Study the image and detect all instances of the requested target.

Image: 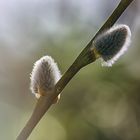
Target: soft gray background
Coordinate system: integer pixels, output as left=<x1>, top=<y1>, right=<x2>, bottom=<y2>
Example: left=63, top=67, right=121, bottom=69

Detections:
left=0, top=0, right=140, bottom=139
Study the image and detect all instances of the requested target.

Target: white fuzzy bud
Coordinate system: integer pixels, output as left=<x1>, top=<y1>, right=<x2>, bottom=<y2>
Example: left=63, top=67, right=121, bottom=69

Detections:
left=30, top=55, right=61, bottom=101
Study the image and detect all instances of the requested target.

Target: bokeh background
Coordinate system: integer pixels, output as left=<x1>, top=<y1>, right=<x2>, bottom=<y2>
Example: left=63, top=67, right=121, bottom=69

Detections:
left=0, top=0, right=140, bottom=139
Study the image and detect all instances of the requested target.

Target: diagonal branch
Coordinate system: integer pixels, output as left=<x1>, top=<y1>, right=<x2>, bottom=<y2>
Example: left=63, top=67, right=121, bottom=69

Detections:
left=17, top=0, right=134, bottom=139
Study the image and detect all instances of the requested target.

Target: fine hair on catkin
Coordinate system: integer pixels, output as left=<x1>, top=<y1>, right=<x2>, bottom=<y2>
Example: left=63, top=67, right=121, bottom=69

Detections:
left=93, top=24, right=131, bottom=66
left=30, top=55, right=61, bottom=99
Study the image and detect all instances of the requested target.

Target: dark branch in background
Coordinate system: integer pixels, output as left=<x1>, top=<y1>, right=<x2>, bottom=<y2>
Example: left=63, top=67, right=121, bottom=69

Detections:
left=17, top=0, right=134, bottom=139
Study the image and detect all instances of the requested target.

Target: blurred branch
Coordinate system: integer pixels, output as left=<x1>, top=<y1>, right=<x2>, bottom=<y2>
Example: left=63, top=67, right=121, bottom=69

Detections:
left=17, top=0, right=134, bottom=139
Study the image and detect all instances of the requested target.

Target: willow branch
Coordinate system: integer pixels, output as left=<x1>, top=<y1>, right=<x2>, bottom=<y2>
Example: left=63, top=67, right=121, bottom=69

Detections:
left=17, top=0, right=134, bottom=139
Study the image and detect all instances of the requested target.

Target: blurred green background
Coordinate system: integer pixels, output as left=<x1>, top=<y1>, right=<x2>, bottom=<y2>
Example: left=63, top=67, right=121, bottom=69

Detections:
left=0, top=0, right=140, bottom=140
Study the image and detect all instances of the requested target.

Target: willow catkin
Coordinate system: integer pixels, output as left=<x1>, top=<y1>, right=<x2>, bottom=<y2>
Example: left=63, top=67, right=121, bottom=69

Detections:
left=30, top=56, right=61, bottom=101
left=93, top=24, right=131, bottom=66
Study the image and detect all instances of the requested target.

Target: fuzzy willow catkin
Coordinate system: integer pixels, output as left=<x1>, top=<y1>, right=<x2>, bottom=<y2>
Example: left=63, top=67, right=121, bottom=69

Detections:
left=30, top=55, right=61, bottom=101
left=93, top=24, right=131, bottom=66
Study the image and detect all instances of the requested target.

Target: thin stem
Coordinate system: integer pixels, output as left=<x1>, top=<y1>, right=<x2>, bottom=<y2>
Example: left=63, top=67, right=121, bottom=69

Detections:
left=17, top=45, right=97, bottom=140
left=16, top=96, right=51, bottom=140
left=94, top=0, right=134, bottom=38
left=17, top=0, right=134, bottom=139
left=17, top=61, right=82, bottom=140
left=80, top=0, right=134, bottom=56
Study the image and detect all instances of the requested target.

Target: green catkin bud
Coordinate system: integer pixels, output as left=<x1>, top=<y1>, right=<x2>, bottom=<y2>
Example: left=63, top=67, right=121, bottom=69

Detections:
left=30, top=56, right=61, bottom=101
left=93, top=24, right=131, bottom=66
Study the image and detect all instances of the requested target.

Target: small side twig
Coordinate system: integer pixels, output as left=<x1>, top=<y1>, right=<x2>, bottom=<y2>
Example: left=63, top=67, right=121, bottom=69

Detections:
left=17, top=0, right=134, bottom=139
